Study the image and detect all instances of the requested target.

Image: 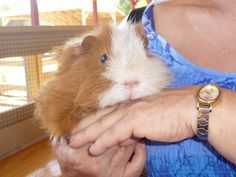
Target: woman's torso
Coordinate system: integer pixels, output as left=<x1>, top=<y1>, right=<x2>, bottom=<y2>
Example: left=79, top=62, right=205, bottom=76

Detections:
left=142, top=1, right=236, bottom=176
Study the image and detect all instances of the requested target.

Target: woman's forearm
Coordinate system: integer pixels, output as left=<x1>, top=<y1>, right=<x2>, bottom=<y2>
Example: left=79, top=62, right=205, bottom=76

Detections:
left=206, top=88, right=236, bottom=164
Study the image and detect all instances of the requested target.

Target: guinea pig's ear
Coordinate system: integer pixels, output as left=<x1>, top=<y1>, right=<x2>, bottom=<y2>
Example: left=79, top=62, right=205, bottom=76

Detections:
left=135, top=23, right=148, bottom=48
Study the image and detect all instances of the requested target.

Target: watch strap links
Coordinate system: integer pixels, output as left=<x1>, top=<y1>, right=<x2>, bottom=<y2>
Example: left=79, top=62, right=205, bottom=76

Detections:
left=196, top=103, right=211, bottom=140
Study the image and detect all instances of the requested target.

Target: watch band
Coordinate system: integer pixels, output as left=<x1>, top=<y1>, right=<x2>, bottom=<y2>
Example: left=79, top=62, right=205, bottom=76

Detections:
left=196, top=84, right=221, bottom=140
left=196, top=102, right=212, bottom=140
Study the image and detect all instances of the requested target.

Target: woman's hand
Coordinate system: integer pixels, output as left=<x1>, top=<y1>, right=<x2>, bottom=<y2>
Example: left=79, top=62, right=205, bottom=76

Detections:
left=69, top=86, right=199, bottom=156
left=53, top=107, right=146, bottom=177
left=54, top=142, right=146, bottom=177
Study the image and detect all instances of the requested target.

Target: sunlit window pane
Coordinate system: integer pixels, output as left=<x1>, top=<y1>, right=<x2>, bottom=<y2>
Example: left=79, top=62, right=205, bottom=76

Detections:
left=0, top=0, right=31, bottom=26
left=0, top=57, right=27, bottom=112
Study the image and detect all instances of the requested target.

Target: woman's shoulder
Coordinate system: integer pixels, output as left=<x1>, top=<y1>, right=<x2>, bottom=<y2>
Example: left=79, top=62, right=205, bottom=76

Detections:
left=152, top=1, right=209, bottom=50
left=152, top=1, right=236, bottom=73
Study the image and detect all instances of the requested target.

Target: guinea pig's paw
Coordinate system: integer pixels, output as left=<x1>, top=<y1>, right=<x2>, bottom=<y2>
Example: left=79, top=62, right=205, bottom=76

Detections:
left=53, top=138, right=77, bottom=156
left=50, top=134, right=69, bottom=146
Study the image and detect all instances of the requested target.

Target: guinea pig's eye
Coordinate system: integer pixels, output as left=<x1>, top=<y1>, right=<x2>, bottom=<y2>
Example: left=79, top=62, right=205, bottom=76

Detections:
left=100, top=54, right=109, bottom=64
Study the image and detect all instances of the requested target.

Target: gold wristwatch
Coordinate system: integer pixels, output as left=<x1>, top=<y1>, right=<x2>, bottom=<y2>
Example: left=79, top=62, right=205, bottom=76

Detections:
left=196, top=84, right=221, bottom=140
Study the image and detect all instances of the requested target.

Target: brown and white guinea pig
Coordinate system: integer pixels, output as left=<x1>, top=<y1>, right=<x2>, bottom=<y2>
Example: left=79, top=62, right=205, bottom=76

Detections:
left=34, top=23, right=171, bottom=139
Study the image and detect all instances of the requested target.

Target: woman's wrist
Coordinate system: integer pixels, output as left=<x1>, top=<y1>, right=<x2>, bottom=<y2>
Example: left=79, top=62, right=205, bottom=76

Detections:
left=194, top=84, right=222, bottom=140
left=181, top=86, right=199, bottom=138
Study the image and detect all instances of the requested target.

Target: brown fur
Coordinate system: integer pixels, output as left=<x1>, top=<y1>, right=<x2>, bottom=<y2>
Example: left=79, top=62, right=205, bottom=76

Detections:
left=35, top=25, right=113, bottom=137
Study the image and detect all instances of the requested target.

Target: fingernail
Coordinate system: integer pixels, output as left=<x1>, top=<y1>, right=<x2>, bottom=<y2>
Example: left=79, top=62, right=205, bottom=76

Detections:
left=89, top=144, right=96, bottom=154
left=67, top=136, right=79, bottom=147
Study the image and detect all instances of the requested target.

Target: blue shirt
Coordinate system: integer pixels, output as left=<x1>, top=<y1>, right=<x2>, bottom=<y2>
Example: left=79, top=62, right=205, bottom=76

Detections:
left=142, top=2, right=236, bottom=177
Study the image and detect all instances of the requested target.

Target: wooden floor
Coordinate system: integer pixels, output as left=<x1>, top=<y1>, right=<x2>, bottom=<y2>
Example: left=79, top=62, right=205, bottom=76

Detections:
left=0, top=139, right=55, bottom=177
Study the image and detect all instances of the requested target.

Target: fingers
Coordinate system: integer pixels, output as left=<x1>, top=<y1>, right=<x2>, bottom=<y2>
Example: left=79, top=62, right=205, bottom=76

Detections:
left=71, top=106, right=117, bottom=134
left=69, top=107, right=126, bottom=148
left=88, top=120, right=144, bottom=156
left=123, top=142, right=146, bottom=177
left=120, top=137, right=139, bottom=147
left=110, top=144, right=136, bottom=176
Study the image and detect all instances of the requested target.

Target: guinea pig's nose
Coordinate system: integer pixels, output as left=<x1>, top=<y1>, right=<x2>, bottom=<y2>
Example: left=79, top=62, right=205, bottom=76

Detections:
left=123, top=81, right=139, bottom=89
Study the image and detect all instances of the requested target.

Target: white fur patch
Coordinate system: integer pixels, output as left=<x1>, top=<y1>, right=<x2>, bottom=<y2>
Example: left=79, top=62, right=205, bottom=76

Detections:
left=99, top=24, right=171, bottom=108
left=65, top=37, right=83, bottom=47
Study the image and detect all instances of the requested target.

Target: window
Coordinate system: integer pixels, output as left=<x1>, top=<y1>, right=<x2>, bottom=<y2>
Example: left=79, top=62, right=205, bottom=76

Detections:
left=0, top=57, right=27, bottom=112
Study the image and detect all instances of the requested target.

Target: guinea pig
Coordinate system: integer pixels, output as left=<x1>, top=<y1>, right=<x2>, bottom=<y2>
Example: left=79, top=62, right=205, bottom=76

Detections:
left=34, top=23, right=171, bottom=139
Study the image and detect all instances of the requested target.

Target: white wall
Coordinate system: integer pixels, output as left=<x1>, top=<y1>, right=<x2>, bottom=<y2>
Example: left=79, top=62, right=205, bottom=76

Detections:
left=0, top=118, right=47, bottom=159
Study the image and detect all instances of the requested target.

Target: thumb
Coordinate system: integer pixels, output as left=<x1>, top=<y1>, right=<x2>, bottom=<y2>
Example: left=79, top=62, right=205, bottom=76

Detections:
left=123, top=141, right=146, bottom=177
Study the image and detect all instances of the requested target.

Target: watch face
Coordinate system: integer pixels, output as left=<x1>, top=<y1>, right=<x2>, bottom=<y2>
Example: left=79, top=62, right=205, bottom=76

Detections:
left=199, top=84, right=220, bottom=102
